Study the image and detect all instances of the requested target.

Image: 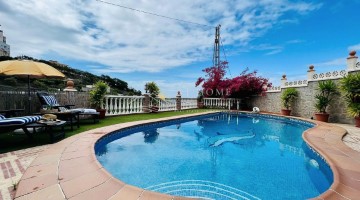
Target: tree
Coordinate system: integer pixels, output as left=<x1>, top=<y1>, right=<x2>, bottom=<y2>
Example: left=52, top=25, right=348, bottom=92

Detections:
left=3, top=77, right=17, bottom=86
left=196, top=61, right=271, bottom=99
left=196, top=61, right=229, bottom=97
left=227, top=68, right=271, bottom=98
left=89, top=81, right=109, bottom=109
left=145, top=82, right=160, bottom=99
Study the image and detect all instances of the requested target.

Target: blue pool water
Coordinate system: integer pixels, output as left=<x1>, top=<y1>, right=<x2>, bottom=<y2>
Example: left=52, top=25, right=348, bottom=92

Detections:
left=95, top=113, right=333, bottom=200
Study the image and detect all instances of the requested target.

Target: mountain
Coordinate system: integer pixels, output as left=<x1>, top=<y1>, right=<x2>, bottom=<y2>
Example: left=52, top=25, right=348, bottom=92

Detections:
left=0, top=56, right=142, bottom=95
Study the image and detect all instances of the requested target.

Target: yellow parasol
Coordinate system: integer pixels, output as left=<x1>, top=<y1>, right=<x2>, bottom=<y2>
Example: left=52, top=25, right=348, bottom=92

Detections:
left=0, top=60, right=65, bottom=113
left=0, top=60, right=65, bottom=78
left=158, top=93, right=166, bottom=101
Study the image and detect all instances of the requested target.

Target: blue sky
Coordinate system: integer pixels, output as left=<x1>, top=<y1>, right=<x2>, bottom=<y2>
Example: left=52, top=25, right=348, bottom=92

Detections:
left=1, top=0, right=360, bottom=97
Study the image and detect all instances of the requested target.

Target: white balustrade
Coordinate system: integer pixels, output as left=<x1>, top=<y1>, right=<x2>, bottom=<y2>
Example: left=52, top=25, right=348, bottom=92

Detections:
left=104, top=95, right=145, bottom=116
left=160, top=98, right=177, bottom=111
left=266, top=86, right=281, bottom=93
left=312, top=70, right=347, bottom=81
left=284, top=80, right=308, bottom=88
left=150, top=98, right=177, bottom=111
left=181, top=98, right=198, bottom=109
left=203, top=98, right=239, bottom=109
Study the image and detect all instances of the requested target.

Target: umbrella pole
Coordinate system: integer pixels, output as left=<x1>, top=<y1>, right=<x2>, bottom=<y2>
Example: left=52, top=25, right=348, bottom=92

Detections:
left=28, top=75, right=31, bottom=114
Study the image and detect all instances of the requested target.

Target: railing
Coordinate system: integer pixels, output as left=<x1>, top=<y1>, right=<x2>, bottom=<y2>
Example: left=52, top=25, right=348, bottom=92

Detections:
left=267, top=86, right=281, bottom=93
left=268, top=69, right=349, bottom=93
left=311, top=70, right=347, bottom=81
left=181, top=98, right=197, bottom=109
left=284, top=80, right=308, bottom=88
left=156, top=98, right=177, bottom=111
left=104, top=95, right=144, bottom=116
left=203, top=98, right=240, bottom=109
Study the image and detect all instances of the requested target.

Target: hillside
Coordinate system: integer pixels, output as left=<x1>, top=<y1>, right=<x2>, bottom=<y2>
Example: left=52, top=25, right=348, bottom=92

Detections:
left=0, top=56, right=141, bottom=95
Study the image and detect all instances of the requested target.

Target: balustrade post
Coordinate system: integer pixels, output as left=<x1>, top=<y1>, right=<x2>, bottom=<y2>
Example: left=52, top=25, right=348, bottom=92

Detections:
left=347, top=50, right=358, bottom=72
left=104, top=96, right=108, bottom=110
left=114, top=98, right=119, bottom=115
left=281, top=75, right=287, bottom=88
left=307, top=65, right=315, bottom=82
left=139, top=98, right=143, bottom=112
left=143, top=94, right=151, bottom=113
left=176, top=91, right=182, bottom=111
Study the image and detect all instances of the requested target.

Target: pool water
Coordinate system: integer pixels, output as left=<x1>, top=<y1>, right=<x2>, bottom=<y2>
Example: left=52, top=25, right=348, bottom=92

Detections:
left=96, top=113, right=333, bottom=200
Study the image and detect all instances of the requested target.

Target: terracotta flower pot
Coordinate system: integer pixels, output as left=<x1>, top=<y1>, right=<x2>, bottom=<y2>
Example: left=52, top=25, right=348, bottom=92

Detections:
left=315, top=113, right=330, bottom=122
left=96, top=108, right=106, bottom=119
left=355, top=117, right=360, bottom=127
left=197, top=102, right=204, bottom=109
left=151, top=106, right=159, bottom=113
left=281, top=109, right=291, bottom=116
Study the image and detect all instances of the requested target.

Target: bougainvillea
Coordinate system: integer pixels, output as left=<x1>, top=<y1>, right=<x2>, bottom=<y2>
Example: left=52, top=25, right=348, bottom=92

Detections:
left=196, top=61, right=271, bottom=98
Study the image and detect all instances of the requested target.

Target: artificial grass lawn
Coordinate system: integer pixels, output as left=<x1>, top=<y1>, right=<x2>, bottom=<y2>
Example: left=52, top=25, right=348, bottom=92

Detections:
left=0, top=109, right=217, bottom=153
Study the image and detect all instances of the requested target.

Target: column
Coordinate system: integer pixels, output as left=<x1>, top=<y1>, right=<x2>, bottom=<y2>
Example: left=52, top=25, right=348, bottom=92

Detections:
left=307, top=65, right=315, bottom=82
left=347, top=50, right=358, bottom=72
left=176, top=91, right=181, bottom=111
left=143, top=94, right=150, bottom=113
left=281, top=75, right=287, bottom=88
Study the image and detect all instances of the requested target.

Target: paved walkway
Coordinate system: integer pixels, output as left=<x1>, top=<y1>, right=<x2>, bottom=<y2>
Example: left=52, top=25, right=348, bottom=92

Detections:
left=0, top=145, right=49, bottom=200
left=335, top=124, right=360, bottom=152
left=0, top=122, right=359, bottom=200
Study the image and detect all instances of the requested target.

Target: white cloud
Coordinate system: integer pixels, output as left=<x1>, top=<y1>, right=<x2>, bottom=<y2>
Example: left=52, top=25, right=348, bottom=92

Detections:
left=312, top=58, right=346, bottom=67
left=348, top=43, right=360, bottom=51
left=0, top=0, right=321, bottom=73
left=265, top=48, right=283, bottom=55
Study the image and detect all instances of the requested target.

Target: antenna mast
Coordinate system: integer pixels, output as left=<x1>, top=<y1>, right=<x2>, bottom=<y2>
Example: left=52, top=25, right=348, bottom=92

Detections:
left=213, top=25, right=221, bottom=67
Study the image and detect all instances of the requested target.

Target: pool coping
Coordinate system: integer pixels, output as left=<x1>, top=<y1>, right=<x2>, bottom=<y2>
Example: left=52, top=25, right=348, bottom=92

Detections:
left=13, top=111, right=360, bottom=200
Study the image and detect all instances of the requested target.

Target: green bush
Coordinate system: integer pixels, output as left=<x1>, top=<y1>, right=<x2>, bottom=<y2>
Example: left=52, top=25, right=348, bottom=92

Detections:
left=197, top=91, right=204, bottom=102
left=145, top=82, right=160, bottom=105
left=281, top=88, right=298, bottom=110
left=90, top=81, right=109, bottom=109
left=314, top=80, right=338, bottom=113
left=340, top=73, right=360, bottom=117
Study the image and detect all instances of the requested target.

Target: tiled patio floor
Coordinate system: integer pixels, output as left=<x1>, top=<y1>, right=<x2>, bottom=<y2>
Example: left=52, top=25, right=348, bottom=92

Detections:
left=1, top=115, right=359, bottom=200
left=335, top=124, right=360, bottom=152
left=0, top=145, right=49, bottom=200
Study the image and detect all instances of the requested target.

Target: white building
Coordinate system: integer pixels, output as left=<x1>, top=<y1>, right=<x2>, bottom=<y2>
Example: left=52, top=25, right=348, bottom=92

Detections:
left=82, top=85, right=111, bottom=93
left=0, top=29, right=10, bottom=56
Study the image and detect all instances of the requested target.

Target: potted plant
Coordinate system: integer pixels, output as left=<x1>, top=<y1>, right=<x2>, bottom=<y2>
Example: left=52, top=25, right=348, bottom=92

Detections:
left=197, top=91, right=204, bottom=108
left=340, top=73, right=360, bottom=127
left=280, top=88, right=298, bottom=116
left=144, top=82, right=160, bottom=113
left=314, top=80, right=338, bottom=122
left=90, top=81, right=109, bottom=119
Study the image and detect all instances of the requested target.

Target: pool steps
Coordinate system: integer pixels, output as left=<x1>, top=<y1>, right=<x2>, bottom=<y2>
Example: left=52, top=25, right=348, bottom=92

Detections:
left=145, top=180, right=260, bottom=200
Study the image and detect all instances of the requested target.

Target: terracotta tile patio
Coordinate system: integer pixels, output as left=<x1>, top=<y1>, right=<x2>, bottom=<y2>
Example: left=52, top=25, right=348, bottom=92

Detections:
left=1, top=111, right=360, bottom=200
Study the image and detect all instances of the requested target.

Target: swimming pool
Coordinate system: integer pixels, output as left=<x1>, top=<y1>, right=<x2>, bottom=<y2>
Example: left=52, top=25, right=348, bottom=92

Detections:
left=95, top=113, right=333, bottom=200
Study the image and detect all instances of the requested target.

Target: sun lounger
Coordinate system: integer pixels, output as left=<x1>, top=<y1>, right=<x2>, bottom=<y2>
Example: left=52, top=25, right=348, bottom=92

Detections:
left=0, top=114, right=42, bottom=137
left=37, top=92, right=99, bottom=124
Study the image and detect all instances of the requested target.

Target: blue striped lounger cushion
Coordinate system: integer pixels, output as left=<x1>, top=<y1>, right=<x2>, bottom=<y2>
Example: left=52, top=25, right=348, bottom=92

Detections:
left=0, top=116, right=42, bottom=127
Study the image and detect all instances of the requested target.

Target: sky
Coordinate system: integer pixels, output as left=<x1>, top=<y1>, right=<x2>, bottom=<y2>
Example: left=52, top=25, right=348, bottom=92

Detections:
left=1, top=0, right=360, bottom=97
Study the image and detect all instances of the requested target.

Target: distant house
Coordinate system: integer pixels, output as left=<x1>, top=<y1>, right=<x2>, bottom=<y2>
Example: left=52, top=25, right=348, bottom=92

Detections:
left=0, top=29, right=10, bottom=56
left=82, top=85, right=111, bottom=93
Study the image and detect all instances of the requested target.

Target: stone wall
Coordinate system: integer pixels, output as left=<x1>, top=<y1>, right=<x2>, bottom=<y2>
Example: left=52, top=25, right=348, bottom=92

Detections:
left=250, top=50, right=360, bottom=124
left=251, top=78, right=353, bottom=124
